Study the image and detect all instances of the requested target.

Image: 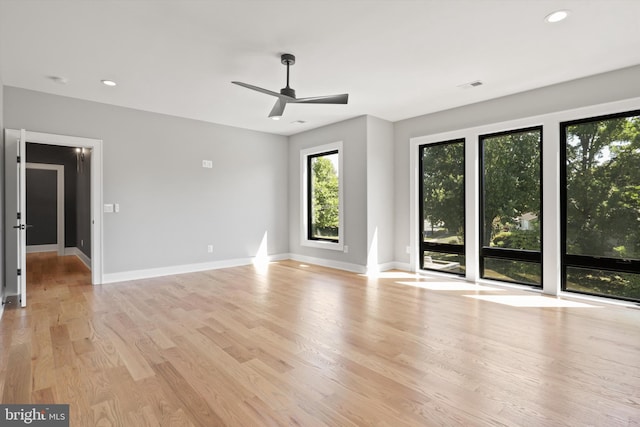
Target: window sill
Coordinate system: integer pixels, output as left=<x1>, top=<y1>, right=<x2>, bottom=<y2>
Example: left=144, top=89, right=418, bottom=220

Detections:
left=301, top=239, right=344, bottom=251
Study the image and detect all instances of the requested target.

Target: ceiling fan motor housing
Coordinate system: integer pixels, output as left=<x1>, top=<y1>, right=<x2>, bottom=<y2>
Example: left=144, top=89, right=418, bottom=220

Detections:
left=281, top=53, right=295, bottom=65
left=280, top=87, right=296, bottom=98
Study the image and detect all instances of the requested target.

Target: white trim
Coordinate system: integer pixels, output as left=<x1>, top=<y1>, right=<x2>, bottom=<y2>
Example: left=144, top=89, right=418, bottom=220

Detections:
left=300, top=141, right=345, bottom=251
left=27, top=244, right=58, bottom=253
left=390, top=261, right=412, bottom=272
left=376, top=261, right=401, bottom=272
left=103, top=253, right=290, bottom=284
left=288, top=253, right=365, bottom=274
left=26, top=162, right=65, bottom=256
left=409, top=95, right=640, bottom=297
left=65, top=247, right=91, bottom=269
left=8, top=129, right=103, bottom=285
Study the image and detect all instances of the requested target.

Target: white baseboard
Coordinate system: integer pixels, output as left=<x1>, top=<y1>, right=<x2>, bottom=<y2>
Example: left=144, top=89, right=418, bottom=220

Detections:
left=27, top=244, right=58, bottom=253
left=103, top=253, right=290, bottom=284
left=64, top=247, right=92, bottom=269
left=390, top=261, right=411, bottom=271
left=364, top=261, right=412, bottom=276
left=287, top=253, right=366, bottom=273
left=99, top=252, right=406, bottom=285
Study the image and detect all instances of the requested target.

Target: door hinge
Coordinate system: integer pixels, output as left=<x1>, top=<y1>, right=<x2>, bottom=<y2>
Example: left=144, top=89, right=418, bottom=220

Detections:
left=17, top=156, right=21, bottom=163
left=17, top=212, right=21, bottom=220
left=17, top=269, right=22, bottom=276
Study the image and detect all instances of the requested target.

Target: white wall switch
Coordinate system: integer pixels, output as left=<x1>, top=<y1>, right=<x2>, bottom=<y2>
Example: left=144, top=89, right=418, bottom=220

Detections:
left=207, top=245, right=213, bottom=253
left=115, top=203, right=120, bottom=213
left=104, top=204, right=114, bottom=213
left=202, top=160, right=213, bottom=168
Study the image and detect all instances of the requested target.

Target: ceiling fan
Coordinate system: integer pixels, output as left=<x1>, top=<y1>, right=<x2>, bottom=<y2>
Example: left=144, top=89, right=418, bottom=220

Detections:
left=232, top=53, right=349, bottom=120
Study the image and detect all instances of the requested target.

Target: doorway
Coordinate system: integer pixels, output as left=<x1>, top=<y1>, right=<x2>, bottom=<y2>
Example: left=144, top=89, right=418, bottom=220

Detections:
left=4, top=129, right=103, bottom=307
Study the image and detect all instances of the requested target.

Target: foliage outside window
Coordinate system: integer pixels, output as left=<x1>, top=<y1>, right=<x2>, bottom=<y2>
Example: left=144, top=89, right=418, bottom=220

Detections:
left=308, top=151, right=339, bottom=242
left=301, top=142, right=343, bottom=250
left=419, top=139, right=465, bottom=275
left=563, top=111, right=640, bottom=301
left=480, top=127, right=542, bottom=286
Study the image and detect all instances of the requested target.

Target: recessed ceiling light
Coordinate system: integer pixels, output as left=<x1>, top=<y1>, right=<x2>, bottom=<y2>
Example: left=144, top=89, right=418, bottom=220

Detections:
left=545, top=10, right=569, bottom=23
left=291, top=120, right=307, bottom=125
left=101, top=79, right=117, bottom=87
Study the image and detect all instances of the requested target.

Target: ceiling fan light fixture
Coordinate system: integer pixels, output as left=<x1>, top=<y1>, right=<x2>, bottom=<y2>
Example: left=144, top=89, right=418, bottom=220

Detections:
left=545, top=10, right=569, bottom=23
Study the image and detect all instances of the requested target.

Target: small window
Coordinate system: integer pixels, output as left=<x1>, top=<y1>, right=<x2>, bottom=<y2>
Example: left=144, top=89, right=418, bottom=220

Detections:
left=301, top=142, right=344, bottom=250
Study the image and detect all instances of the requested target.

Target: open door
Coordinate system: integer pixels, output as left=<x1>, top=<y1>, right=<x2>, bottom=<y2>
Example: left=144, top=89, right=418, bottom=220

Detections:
left=16, top=129, right=27, bottom=307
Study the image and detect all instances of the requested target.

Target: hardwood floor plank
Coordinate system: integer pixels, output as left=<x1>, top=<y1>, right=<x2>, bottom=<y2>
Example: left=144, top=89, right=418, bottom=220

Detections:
left=2, top=342, right=32, bottom=403
left=152, top=360, right=226, bottom=427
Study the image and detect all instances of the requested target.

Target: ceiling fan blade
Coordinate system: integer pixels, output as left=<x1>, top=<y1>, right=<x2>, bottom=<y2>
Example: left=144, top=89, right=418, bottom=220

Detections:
left=295, top=93, right=349, bottom=104
left=268, top=98, right=287, bottom=118
left=232, top=81, right=282, bottom=98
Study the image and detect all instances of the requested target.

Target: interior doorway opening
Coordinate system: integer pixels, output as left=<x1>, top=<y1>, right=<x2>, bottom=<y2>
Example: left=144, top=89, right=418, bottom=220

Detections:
left=4, top=129, right=103, bottom=308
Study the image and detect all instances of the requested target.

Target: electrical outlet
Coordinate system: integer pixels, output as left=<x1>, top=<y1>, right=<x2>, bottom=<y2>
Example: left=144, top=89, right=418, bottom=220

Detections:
left=202, top=160, right=213, bottom=168
left=207, top=245, right=213, bottom=253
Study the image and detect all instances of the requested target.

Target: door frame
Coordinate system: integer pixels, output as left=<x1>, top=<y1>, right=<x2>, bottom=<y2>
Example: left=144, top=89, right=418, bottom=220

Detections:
left=26, top=163, right=65, bottom=256
left=5, top=129, right=104, bottom=289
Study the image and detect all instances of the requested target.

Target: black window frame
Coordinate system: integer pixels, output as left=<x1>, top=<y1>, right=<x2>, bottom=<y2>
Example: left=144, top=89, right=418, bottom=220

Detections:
left=307, top=149, right=340, bottom=243
left=479, top=126, right=543, bottom=287
left=560, top=109, right=640, bottom=303
left=418, top=138, right=466, bottom=276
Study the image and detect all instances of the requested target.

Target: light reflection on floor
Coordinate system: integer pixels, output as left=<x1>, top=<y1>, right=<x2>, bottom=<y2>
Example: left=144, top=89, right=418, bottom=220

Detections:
left=395, top=281, right=504, bottom=291
left=464, top=294, right=600, bottom=308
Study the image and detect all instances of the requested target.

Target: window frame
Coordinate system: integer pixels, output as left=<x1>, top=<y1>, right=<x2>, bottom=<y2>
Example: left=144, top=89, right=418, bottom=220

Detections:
left=478, top=125, right=544, bottom=287
left=418, top=138, right=466, bottom=276
left=300, top=141, right=344, bottom=251
left=560, top=109, right=640, bottom=302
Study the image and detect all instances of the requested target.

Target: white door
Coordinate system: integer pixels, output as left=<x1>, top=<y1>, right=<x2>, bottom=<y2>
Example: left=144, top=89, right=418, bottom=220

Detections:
left=16, top=129, right=27, bottom=307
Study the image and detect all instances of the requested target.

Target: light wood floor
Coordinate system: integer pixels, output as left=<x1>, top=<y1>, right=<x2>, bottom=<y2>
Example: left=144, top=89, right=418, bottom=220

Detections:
left=1, top=252, right=639, bottom=426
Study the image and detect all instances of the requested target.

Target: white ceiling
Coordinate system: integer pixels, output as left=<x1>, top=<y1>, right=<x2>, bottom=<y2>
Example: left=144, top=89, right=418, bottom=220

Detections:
left=1, top=0, right=639, bottom=136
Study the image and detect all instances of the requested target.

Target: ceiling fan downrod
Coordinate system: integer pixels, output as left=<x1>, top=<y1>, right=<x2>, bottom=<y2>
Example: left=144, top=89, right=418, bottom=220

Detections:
left=280, top=53, right=296, bottom=98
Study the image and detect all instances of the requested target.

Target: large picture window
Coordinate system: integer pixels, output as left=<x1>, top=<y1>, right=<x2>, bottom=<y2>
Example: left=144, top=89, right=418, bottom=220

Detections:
left=562, top=110, right=640, bottom=302
left=479, top=127, right=542, bottom=286
left=419, top=139, right=465, bottom=275
left=301, top=142, right=344, bottom=250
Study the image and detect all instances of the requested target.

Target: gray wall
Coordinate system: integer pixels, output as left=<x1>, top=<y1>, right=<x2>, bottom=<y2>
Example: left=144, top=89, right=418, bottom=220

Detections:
left=289, top=116, right=368, bottom=268
left=4, top=87, right=289, bottom=287
left=393, top=64, right=640, bottom=265
left=366, top=116, right=394, bottom=268
left=26, top=168, right=57, bottom=245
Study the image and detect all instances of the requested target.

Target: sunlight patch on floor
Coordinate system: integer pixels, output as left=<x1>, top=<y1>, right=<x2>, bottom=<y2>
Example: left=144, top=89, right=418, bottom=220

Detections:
left=396, top=281, right=504, bottom=291
left=464, top=294, right=600, bottom=308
